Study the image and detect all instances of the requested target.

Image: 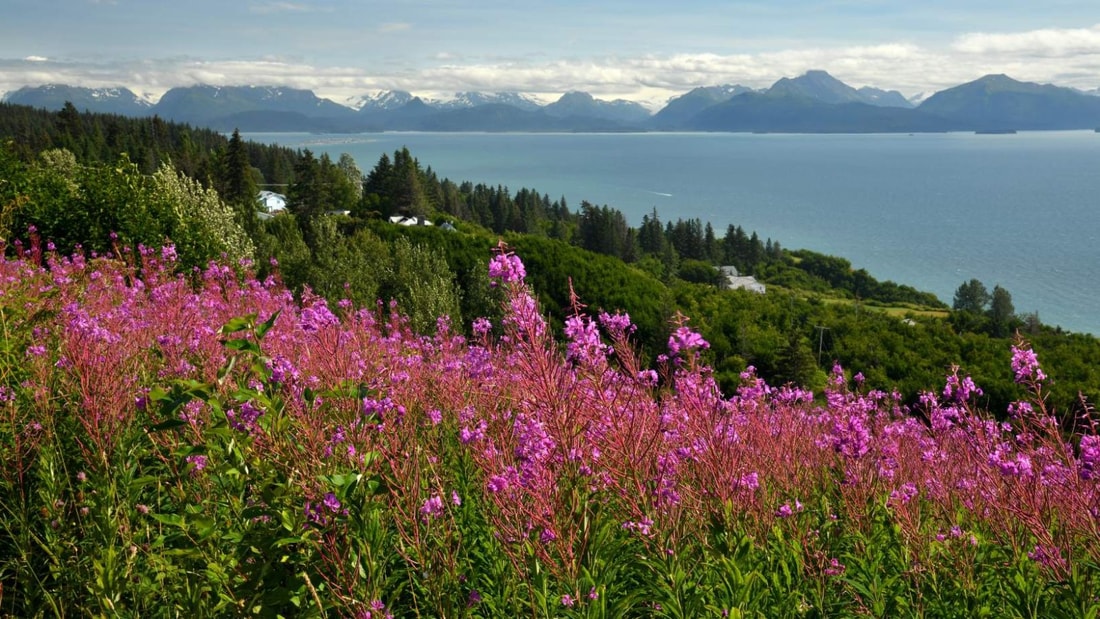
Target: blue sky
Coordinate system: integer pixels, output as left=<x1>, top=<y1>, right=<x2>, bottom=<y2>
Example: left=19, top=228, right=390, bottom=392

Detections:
left=2, top=0, right=1100, bottom=107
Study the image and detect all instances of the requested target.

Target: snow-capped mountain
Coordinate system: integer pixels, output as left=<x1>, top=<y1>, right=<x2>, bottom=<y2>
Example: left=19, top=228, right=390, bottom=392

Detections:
left=908, top=92, right=930, bottom=106
left=347, top=90, right=420, bottom=112
left=4, top=84, right=153, bottom=116
left=349, top=90, right=546, bottom=112
left=856, top=86, right=914, bottom=108
left=434, top=92, right=545, bottom=111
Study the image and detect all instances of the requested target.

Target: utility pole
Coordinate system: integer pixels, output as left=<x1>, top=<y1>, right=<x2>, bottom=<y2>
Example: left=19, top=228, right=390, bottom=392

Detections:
left=814, top=327, right=827, bottom=365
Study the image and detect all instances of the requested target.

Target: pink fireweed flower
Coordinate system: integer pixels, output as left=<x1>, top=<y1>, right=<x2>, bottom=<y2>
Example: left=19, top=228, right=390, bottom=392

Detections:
left=486, top=474, right=510, bottom=494
left=889, top=483, right=919, bottom=506
left=179, top=400, right=205, bottom=425
left=1011, top=344, right=1046, bottom=384
left=824, top=558, right=846, bottom=576
left=1028, top=545, right=1066, bottom=571
left=472, top=317, right=492, bottom=338
left=300, top=300, right=339, bottom=333
left=266, top=355, right=299, bottom=385
left=825, top=413, right=871, bottom=459
left=505, top=291, right=546, bottom=339
left=459, top=419, right=487, bottom=444
left=735, top=471, right=760, bottom=492
left=943, top=371, right=982, bottom=403
left=226, top=401, right=263, bottom=433
left=560, top=594, right=575, bottom=608
left=488, top=251, right=526, bottom=284
left=1007, top=400, right=1034, bottom=419
left=623, top=516, right=654, bottom=536
left=598, top=310, right=635, bottom=336
left=1077, top=435, right=1100, bottom=480
left=185, top=454, right=208, bottom=476
left=564, top=314, right=607, bottom=365
left=667, top=326, right=709, bottom=356
left=420, top=494, right=444, bottom=520
left=513, top=414, right=555, bottom=470
left=363, top=396, right=404, bottom=424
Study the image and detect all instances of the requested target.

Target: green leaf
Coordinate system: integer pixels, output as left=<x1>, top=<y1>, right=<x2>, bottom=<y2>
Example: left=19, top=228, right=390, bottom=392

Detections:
left=129, top=475, right=159, bottom=490
left=223, top=337, right=261, bottom=356
left=151, top=513, right=185, bottom=528
left=256, top=310, right=281, bottom=340
left=220, top=314, right=257, bottom=335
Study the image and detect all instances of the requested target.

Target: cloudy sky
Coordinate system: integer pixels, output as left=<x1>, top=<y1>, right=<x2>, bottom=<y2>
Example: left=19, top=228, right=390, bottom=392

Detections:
left=3, top=0, right=1100, bottom=108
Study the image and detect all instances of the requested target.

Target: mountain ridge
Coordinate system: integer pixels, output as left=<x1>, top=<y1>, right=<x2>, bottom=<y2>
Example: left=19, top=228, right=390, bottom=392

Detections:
left=6, top=72, right=1100, bottom=133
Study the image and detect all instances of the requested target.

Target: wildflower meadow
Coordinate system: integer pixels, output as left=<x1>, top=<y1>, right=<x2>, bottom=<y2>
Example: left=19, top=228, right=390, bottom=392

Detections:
left=0, top=238, right=1098, bottom=617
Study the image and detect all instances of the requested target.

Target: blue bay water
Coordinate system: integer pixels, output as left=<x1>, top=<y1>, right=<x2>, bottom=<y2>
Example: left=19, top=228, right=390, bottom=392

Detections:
left=246, top=131, right=1100, bottom=336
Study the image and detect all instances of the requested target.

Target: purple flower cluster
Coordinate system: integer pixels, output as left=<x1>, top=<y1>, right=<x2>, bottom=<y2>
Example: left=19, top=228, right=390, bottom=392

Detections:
left=667, top=326, right=709, bottom=356
left=488, top=252, right=526, bottom=285
left=513, top=414, right=555, bottom=481
left=1078, top=435, right=1100, bottom=480
left=362, top=396, right=405, bottom=425
left=1010, top=345, right=1047, bottom=384
left=300, top=300, right=339, bottom=333
left=305, top=492, right=344, bottom=526
left=824, top=412, right=872, bottom=459
left=1028, top=544, right=1066, bottom=571
left=185, top=454, right=208, bottom=476
left=472, top=317, right=492, bottom=338
left=420, top=494, right=444, bottom=521
left=226, top=401, right=264, bottom=433
left=988, top=444, right=1034, bottom=478
left=943, top=371, right=982, bottom=403
left=266, top=354, right=299, bottom=385
left=564, top=314, right=607, bottom=366
left=598, top=310, right=635, bottom=338
left=622, top=516, right=654, bottom=536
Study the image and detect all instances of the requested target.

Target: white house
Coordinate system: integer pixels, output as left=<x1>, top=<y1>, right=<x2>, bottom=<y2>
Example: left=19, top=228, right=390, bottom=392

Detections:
left=388, top=215, right=433, bottom=227
left=257, top=190, right=287, bottom=213
left=719, top=265, right=766, bottom=294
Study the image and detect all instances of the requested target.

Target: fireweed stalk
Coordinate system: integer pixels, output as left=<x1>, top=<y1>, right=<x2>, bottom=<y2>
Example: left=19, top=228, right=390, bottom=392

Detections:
left=0, top=240, right=1097, bottom=616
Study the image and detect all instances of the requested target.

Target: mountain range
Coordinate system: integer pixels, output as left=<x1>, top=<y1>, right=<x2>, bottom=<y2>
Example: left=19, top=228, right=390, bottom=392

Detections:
left=6, top=71, right=1100, bottom=134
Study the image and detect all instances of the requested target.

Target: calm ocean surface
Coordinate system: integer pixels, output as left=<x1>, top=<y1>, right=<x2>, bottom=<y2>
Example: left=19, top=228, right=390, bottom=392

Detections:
left=246, top=131, right=1100, bottom=336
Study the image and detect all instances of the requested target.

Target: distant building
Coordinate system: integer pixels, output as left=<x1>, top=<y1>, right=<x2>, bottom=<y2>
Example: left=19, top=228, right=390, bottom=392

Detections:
left=257, top=190, right=287, bottom=213
left=388, top=215, right=433, bottom=227
left=719, top=265, right=766, bottom=294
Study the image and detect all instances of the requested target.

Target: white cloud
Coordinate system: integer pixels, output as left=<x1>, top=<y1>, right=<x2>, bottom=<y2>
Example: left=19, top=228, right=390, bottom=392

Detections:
left=24, top=56, right=49, bottom=62
left=249, top=2, right=322, bottom=14
left=953, top=24, right=1100, bottom=57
